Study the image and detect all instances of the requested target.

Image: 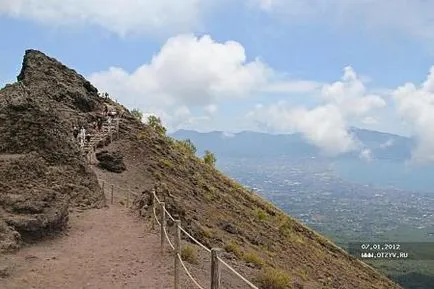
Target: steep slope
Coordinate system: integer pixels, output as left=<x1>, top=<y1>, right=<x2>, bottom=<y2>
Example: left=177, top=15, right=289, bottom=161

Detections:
left=0, top=50, right=106, bottom=253
left=103, top=122, right=401, bottom=287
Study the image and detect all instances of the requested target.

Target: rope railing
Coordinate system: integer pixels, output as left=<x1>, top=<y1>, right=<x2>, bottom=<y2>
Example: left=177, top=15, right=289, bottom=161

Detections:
left=218, top=257, right=259, bottom=289
left=163, top=226, right=175, bottom=250
left=177, top=254, right=205, bottom=289
left=99, top=179, right=259, bottom=289
left=178, top=226, right=211, bottom=253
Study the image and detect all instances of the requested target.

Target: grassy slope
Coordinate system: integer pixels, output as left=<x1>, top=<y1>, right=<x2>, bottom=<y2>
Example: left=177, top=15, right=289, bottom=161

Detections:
left=111, top=113, right=401, bottom=289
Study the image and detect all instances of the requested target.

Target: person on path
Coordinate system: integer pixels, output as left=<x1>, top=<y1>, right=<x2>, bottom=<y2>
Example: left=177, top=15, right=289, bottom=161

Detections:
left=104, top=105, right=108, bottom=116
left=73, top=126, right=79, bottom=140
left=80, top=126, right=86, bottom=147
left=97, top=117, right=103, bottom=132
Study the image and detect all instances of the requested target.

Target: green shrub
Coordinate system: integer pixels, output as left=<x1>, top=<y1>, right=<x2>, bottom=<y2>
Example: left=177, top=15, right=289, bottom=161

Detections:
left=178, top=139, right=197, bottom=155
left=256, top=208, right=268, bottom=221
left=224, top=240, right=242, bottom=258
left=159, top=158, right=174, bottom=169
left=243, top=251, right=265, bottom=267
left=131, top=108, right=143, bottom=121
left=203, top=150, right=216, bottom=166
left=147, top=115, right=166, bottom=135
left=257, top=267, right=291, bottom=289
left=181, top=245, right=199, bottom=264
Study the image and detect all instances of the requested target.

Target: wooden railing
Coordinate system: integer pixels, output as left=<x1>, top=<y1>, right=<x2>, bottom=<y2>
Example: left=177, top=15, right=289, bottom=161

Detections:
left=99, top=180, right=259, bottom=289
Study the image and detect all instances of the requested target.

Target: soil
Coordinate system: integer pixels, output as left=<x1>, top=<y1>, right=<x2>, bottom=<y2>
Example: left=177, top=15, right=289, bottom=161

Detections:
left=0, top=204, right=173, bottom=289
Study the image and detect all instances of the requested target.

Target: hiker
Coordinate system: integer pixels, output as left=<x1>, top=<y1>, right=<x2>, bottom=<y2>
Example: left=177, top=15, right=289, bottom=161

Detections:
left=80, top=126, right=86, bottom=147
left=73, top=126, right=79, bottom=140
left=104, top=104, right=108, bottom=116
left=86, top=128, right=92, bottom=143
left=97, top=116, right=103, bottom=132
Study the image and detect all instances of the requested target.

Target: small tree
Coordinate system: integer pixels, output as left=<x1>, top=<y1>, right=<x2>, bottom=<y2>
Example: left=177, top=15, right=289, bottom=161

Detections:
left=203, top=150, right=216, bottom=166
left=131, top=108, right=143, bottom=121
left=147, top=115, right=166, bottom=136
left=180, top=139, right=196, bottom=155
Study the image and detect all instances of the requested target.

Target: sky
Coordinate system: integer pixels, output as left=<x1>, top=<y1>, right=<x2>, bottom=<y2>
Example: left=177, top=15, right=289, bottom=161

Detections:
left=1, top=0, right=434, bottom=162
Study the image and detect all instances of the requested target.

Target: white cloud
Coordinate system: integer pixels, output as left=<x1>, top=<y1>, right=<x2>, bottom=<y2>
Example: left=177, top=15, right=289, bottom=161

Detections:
left=221, top=131, right=236, bottom=138
left=359, top=148, right=373, bottom=162
left=89, top=34, right=271, bottom=129
left=393, top=66, right=434, bottom=163
left=247, top=66, right=386, bottom=155
left=247, top=103, right=357, bottom=155
left=0, top=0, right=209, bottom=36
left=251, top=0, right=434, bottom=41
left=380, top=139, right=395, bottom=149
left=321, top=67, right=386, bottom=117
left=362, top=116, right=378, bottom=125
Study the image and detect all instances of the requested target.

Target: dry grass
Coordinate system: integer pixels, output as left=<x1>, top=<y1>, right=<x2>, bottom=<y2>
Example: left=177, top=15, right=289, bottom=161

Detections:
left=257, top=267, right=291, bottom=289
left=224, top=240, right=243, bottom=258
left=243, top=251, right=265, bottom=268
left=181, top=245, right=199, bottom=264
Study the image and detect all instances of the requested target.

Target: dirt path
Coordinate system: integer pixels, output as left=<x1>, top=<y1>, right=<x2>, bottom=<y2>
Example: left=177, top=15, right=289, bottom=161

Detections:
left=0, top=205, right=173, bottom=289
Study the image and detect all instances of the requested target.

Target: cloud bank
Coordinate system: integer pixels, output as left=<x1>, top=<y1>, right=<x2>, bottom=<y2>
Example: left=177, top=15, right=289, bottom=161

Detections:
left=393, top=67, right=434, bottom=164
left=247, top=67, right=386, bottom=156
left=89, top=34, right=272, bottom=130
left=0, top=0, right=209, bottom=36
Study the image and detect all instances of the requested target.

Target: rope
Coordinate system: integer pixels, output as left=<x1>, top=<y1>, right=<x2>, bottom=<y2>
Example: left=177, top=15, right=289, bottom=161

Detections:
left=152, top=191, right=161, bottom=203
left=178, top=226, right=211, bottom=253
left=98, top=179, right=258, bottom=288
left=153, top=207, right=161, bottom=226
left=163, top=226, right=175, bottom=250
left=178, top=254, right=205, bottom=289
left=163, top=207, right=176, bottom=222
left=218, top=257, right=259, bottom=289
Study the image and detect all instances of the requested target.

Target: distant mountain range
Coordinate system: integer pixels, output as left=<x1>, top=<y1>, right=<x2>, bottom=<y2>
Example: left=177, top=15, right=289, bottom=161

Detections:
left=170, top=128, right=414, bottom=162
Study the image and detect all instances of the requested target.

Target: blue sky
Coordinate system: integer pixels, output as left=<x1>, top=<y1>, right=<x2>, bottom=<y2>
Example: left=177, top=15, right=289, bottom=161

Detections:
left=2, top=0, right=434, bottom=161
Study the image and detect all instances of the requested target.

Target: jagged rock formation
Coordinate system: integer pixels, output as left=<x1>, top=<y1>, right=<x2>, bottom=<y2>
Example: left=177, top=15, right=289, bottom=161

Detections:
left=96, top=150, right=126, bottom=173
left=0, top=50, right=106, bottom=252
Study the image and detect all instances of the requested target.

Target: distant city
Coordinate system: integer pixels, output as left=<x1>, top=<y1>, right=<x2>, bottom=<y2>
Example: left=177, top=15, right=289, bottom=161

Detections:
left=217, top=156, right=434, bottom=245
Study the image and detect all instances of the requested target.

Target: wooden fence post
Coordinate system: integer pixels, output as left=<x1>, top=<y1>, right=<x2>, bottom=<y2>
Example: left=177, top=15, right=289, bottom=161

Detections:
left=174, top=220, right=181, bottom=289
left=111, top=185, right=114, bottom=205
left=211, top=248, right=221, bottom=289
left=151, top=192, right=155, bottom=230
left=160, top=202, right=166, bottom=254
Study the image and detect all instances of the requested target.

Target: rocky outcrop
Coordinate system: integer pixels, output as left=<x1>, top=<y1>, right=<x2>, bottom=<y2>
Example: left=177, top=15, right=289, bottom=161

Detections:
left=96, top=150, right=126, bottom=173
left=0, top=50, right=107, bottom=253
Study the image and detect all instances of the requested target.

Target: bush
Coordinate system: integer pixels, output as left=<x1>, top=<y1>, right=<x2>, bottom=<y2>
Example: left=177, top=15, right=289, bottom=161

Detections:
left=243, top=251, right=265, bottom=267
left=256, top=208, right=268, bottom=221
left=181, top=245, right=199, bottom=264
left=257, top=267, right=291, bottom=289
left=203, top=150, right=216, bottom=166
left=147, top=115, right=166, bottom=136
left=178, top=139, right=197, bottom=155
left=224, top=240, right=242, bottom=258
left=131, top=108, right=143, bottom=121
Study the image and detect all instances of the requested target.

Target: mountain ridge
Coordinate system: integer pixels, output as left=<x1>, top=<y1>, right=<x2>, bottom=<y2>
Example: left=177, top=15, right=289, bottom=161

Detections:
left=170, top=128, right=414, bottom=161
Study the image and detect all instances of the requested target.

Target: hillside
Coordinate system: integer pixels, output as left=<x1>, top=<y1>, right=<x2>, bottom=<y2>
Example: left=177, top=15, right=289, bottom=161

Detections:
left=0, top=50, right=400, bottom=288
